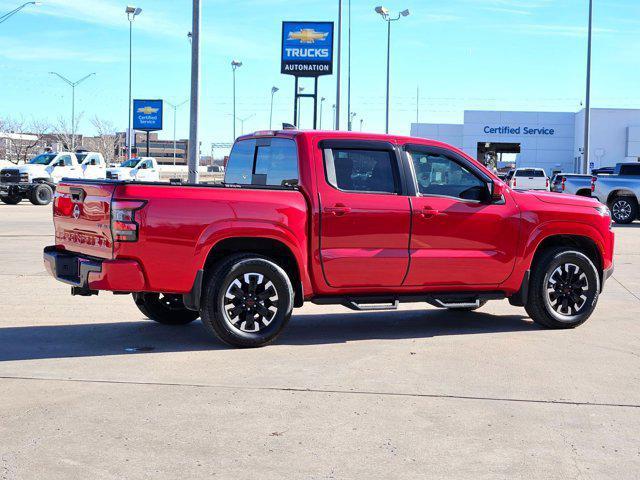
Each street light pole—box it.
[335,0,342,130]
[583,0,593,174]
[0,1,40,25]
[347,0,352,130]
[269,86,279,130]
[49,72,95,151]
[166,99,188,165]
[188,0,201,183]
[375,6,410,134]
[319,97,326,129]
[231,60,242,140]
[125,6,142,160]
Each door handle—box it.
[420,207,439,218]
[324,204,351,216]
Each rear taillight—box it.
[546,177,549,189]
[512,178,517,188]
[591,176,597,192]
[561,178,566,191]
[111,200,145,242]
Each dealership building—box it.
[410,108,640,174]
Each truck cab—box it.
[75,151,107,179]
[106,157,159,182]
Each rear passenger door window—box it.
[325,149,399,194]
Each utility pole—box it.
[583,0,593,174]
[347,0,352,130]
[188,0,201,183]
[416,85,419,124]
[335,0,342,130]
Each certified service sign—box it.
[133,99,163,131]
[281,21,334,77]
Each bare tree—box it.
[52,115,84,151]
[0,116,51,164]
[82,116,122,163]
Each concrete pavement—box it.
[0,202,638,479]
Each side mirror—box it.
[491,180,507,203]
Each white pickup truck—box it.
[106,157,160,182]
[0,151,106,205]
[506,168,549,191]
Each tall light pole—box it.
[297,86,305,126]
[231,60,242,140]
[269,86,279,129]
[332,104,336,129]
[125,5,142,160]
[166,99,189,165]
[583,0,593,174]
[188,0,201,183]
[347,0,353,130]
[238,114,255,136]
[350,111,357,130]
[319,97,326,129]
[375,6,410,134]
[49,72,95,151]
[0,1,40,25]
[335,0,342,130]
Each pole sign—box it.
[133,99,163,131]
[281,21,334,77]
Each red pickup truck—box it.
[44,130,615,347]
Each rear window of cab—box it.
[225,138,299,187]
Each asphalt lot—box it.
[0,202,638,479]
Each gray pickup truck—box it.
[592,163,640,224]
[550,173,593,196]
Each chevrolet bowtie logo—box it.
[287,28,328,44]
[137,106,159,115]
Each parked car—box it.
[106,157,159,182]
[591,162,640,224]
[0,151,106,205]
[550,173,593,196]
[507,168,549,191]
[44,130,614,347]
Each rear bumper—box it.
[43,246,146,293]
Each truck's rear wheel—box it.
[1,194,22,205]
[525,248,600,329]
[29,184,53,206]
[200,254,294,348]
[610,196,637,224]
[133,292,200,325]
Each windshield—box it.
[29,153,57,165]
[120,159,140,168]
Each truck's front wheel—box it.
[133,293,200,325]
[29,184,53,206]
[1,194,22,205]
[525,248,600,329]
[200,254,294,348]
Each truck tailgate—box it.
[53,182,115,259]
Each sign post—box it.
[281,21,334,129]
[133,99,163,156]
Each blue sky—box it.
[1,0,639,150]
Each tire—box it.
[610,196,637,224]
[447,300,487,312]
[200,254,294,348]
[0,194,22,205]
[133,292,200,325]
[28,184,53,206]
[525,248,600,329]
